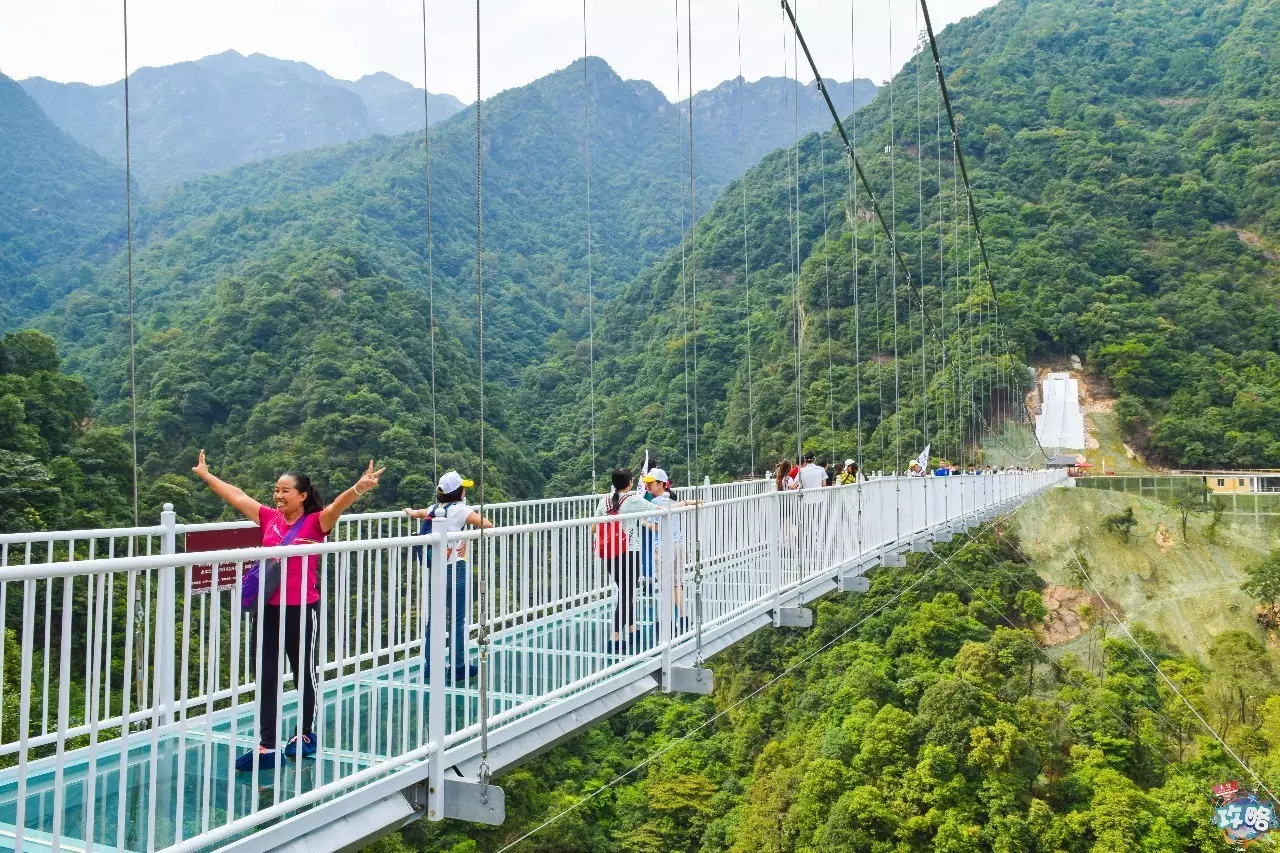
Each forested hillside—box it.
[0,73,126,326]
[6,57,873,517]
[21,51,466,191]
[517,0,1280,496]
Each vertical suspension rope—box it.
[851,2,863,471]
[738,2,755,477]
[888,0,901,474]
[820,135,835,471]
[677,0,692,487]
[474,0,491,793]
[583,0,598,492]
[122,0,139,525]
[914,17,928,462]
[687,0,699,483]
[935,57,947,467]
[687,0,705,677]
[421,0,439,485]
[788,8,803,464]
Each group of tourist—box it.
[192,451,695,774]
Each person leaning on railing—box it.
[403,470,494,684]
[192,450,384,773]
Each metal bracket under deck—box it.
[838,574,870,594]
[880,551,907,568]
[439,775,505,825]
[773,606,814,628]
[666,665,715,695]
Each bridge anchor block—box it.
[667,665,714,695]
[774,606,814,628]
[838,574,870,594]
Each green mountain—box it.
[14,57,873,514]
[0,71,125,325]
[20,51,467,191]
[516,0,1280,493]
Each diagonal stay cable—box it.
[495,511,1024,852]
[781,0,912,293]
[917,0,994,303]
[1065,539,1279,804]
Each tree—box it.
[1166,480,1209,540]
[1102,506,1137,542]
[1242,550,1280,610]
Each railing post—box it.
[769,491,783,619]
[156,503,177,726]
[659,509,674,691]
[427,530,447,821]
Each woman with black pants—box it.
[193,451,383,773]
[596,467,656,655]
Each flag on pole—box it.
[636,449,650,496]
[915,444,931,472]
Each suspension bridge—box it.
[0,471,1064,852]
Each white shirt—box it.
[427,500,472,560]
[798,463,826,490]
[650,493,683,543]
[798,463,826,504]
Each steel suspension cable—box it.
[788,10,803,464]
[676,0,692,487]
[738,3,756,477]
[850,0,863,471]
[474,0,491,795]
[122,0,139,525]
[686,0,707,676]
[820,135,836,471]
[935,61,947,466]
[583,0,598,492]
[421,0,438,485]
[687,0,699,484]
[888,0,901,474]
[915,18,928,459]
[917,0,995,304]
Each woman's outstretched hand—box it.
[193,449,209,478]
[356,459,385,495]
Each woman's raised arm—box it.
[192,450,262,522]
[319,459,385,533]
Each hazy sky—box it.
[2,0,995,102]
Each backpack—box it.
[594,494,629,559]
[413,501,459,565]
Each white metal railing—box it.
[0,470,1061,850]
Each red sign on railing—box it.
[186,527,262,594]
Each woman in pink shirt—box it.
[193,450,384,773]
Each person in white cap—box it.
[641,468,703,631]
[404,471,494,683]
[596,467,658,655]
[838,459,863,486]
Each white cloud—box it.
[1,0,995,101]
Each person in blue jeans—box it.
[405,470,494,684]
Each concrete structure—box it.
[1035,372,1086,450]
